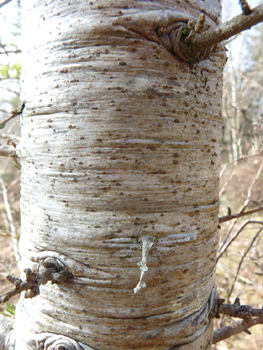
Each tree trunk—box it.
[11,1,225,349]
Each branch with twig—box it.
[211,297,263,344]
[0,258,69,304]
[185,3,263,53]
[0,103,25,130]
[213,317,263,344]
[219,204,263,223]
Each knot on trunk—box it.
[35,333,86,350]
[157,14,216,63]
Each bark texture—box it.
[13,0,224,349]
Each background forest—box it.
[1,1,263,349]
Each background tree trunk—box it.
[12,1,225,349]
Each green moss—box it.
[181,28,190,37]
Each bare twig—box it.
[7,176,20,191]
[242,163,263,211]
[219,162,263,252]
[0,87,20,96]
[0,271,38,303]
[184,14,206,44]
[219,169,236,196]
[220,152,262,179]
[187,3,263,52]
[213,318,263,344]
[0,50,21,55]
[0,109,9,114]
[0,177,20,266]
[0,0,12,9]
[0,134,21,143]
[217,260,262,289]
[211,296,263,343]
[219,204,263,223]
[228,225,263,299]
[217,220,263,261]
[217,297,263,318]
[0,258,69,304]
[223,34,240,45]
[0,103,25,130]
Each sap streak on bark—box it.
[16,0,224,349]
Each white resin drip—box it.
[134,236,155,294]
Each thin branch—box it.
[0,177,20,265]
[217,261,262,289]
[219,219,238,254]
[0,87,20,96]
[0,50,21,55]
[223,34,240,45]
[217,298,263,319]
[188,4,263,53]
[0,0,12,8]
[0,77,19,81]
[220,152,263,179]
[0,103,24,129]
[0,109,9,114]
[243,162,263,211]
[228,225,263,299]
[212,318,263,344]
[219,169,236,196]
[7,176,20,191]
[211,296,263,343]
[0,258,69,304]
[0,134,21,143]
[219,162,263,252]
[0,273,38,303]
[0,145,16,157]
[219,204,263,223]
[217,220,263,261]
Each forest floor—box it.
[1,155,263,349]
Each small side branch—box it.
[239,0,252,15]
[211,297,263,343]
[0,272,38,303]
[187,4,263,53]
[217,297,263,319]
[0,257,69,304]
[0,0,12,9]
[0,145,16,157]
[0,103,25,130]
[213,318,263,344]
[219,204,263,223]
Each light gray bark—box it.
[0,315,14,350]
[9,0,225,349]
